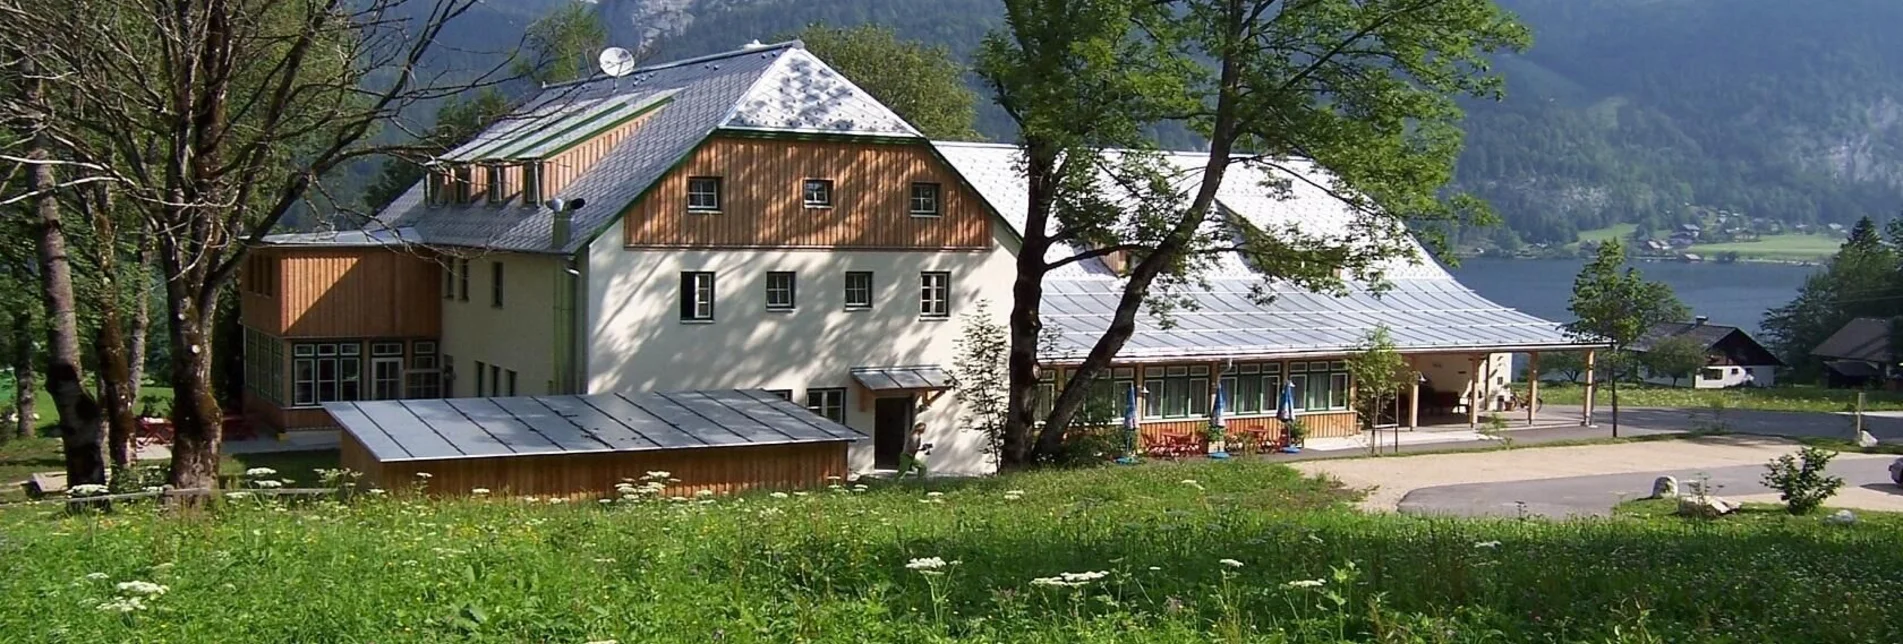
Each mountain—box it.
[586,0,1903,245]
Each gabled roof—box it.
[1813,317,1892,363]
[1635,321,1784,367]
[284,42,923,254]
[931,142,1593,359]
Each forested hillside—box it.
[592,0,1903,245]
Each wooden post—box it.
[1527,352,1541,426]
[1856,391,1866,441]
[1582,349,1597,426]
[1406,356,1420,431]
[1467,354,1482,428]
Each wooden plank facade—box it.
[623,135,991,250]
[242,247,442,339]
[341,432,849,498]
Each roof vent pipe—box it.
[548,198,585,249]
[1694,315,1709,326]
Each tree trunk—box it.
[128,239,153,397]
[9,310,31,441]
[96,321,137,470]
[24,56,107,485]
[163,277,224,492]
[1001,251,1048,469]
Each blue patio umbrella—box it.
[1276,381,1297,422]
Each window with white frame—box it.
[522,162,543,207]
[802,179,833,208]
[406,341,441,399]
[687,176,721,212]
[844,271,872,310]
[1142,365,1210,419]
[452,165,472,203]
[919,271,950,318]
[909,182,940,216]
[1287,361,1350,411]
[243,327,284,405]
[292,342,361,407]
[805,388,846,423]
[1079,367,1137,422]
[680,271,715,321]
[765,271,796,311]
[764,389,792,401]
[369,342,405,401]
[485,165,505,204]
[1220,362,1283,415]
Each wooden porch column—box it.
[1406,356,1420,430]
[1467,354,1482,428]
[1526,352,1540,426]
[1581,349,1597,426]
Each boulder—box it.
[1675,495,1738,519]
[1826,509,1858,525]
[1648,476,1679,499]
[1889,458,1903,487]
[1858,431,1879,448]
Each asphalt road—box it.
[1397,454,1900,518]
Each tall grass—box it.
[1,460,1897,642]
[1536,382,1903,413]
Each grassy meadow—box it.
[1533,382,1903,414]
[2,460,1900,642]
[1689,233,1842,261]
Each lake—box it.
[1447,258,1817,334]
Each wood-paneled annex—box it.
[243,247,442,339]
[341,436,848,498]
[623,135,992,250]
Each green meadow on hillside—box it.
[1,460,1898,643]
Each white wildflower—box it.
[152,563,174,571]
[598,498,613,504]
[116,581,168,596]
[1180,479,1204,490]
[1147,566,1162,571]
[770,492,790,499]
[905,557,950,571]
[1284,579,1326,589]
[96,597,146,612]
[583,640,619,644]
[1473,540,1501,549]
[547,497,567,504]
[925,491,944,498]
[141,486,163,494]
[366,488,387,496]
[244,467,277,477]
[1218,558,1245,568]
[470,487,490,495]
[695,490,714,498]
[1031,570,1109,587]
[644,471,671,479]
[253,480,283,489]
[414,472,433,479]
[83,572,109,581]
[592,558,617,564]
[225,491,252,499]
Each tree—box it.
[1345,327,1415,438]
[1762,215,1898,379]
[1565,239,1688,435]
[950,300,1009,461]
[1542,351,1587,384]
[1641,335,1709,387]
[362,89,513,213]
[0,0,511,491]
[791,24,981,140]
[515,1,607,85]
[977,0,1527,467]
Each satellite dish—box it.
[598,47,637,78]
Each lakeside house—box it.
[1632,318,1781,388]
[1813,317,1897,389]
[236,42,1600,493]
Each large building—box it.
[239,42,1598,478]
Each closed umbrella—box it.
[1208,379,1230,459]
[1116,384,1140,464]
[1277,381,1300,453]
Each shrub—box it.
[1042,424,1120,468]
[1761,446,1845,515]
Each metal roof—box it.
[324,390,863,463]
[1813,317,1891,362]
[355,42,922,255]
[851,366,953,391]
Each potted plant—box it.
[1204,424,1229,459]
[1281,418,1306,453]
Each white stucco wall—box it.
[1413,352,1512,411]
[440,252,565,398]
[583,220,1019,476]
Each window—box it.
[1141,365,1210,419]
[1224,363,1282,415]
[291,342,361,407]
[424,170,444,205]
[680,272,716,321]
[910,182,941,216]
[452,166,472,203]
[1034,371,1056,420]
[490,364,502,397]
[442,262,454,300]
[687,176,721,212]
[1079,368,1137,422]
[406,341,441,399]
[1702,367,1725,381]
[370,343,404,401]
[485,165,505,204]
[506,369,517,397]
[765,272,796,311]
[243,327,284,405]
[764,389,792,401]
[457,259,470,302]
[844,271,873,310]
[919,272,950,318]
[1287,361,1350,412]
[802,179,833,208]
[805,388,846,423]
[522,162,543,207]
[490,261,504,308]
[474,361,486,397]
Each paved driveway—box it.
[1290,435,1899,514]
[1398,455,1900,517]
[1610,407,1901,442]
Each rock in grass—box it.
[1826,509,1858,525]
[1676,495,1737,519]
[1649,476,1679,499]
[1858,431,1879,448]
[1889,458,1903,487]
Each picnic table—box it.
[135,411,255,447]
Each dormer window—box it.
[688,176,721,212]
[485,165,505,205]
[452,165,473,204]
[802,179,833,208]
[424,170,445,206]
[522,161,544,208]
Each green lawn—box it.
[2,459,1900,642]
[1,436,337,503]
[1615,497,1903,527]
[1690,233,1843,261]
[1533,382,1903,413]
[1574,223,1637,243]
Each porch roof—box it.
[851,366,953,391]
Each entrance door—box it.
[370,357,404,401]
[873,396,913,470]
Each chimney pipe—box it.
[1693,315,1709,326]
